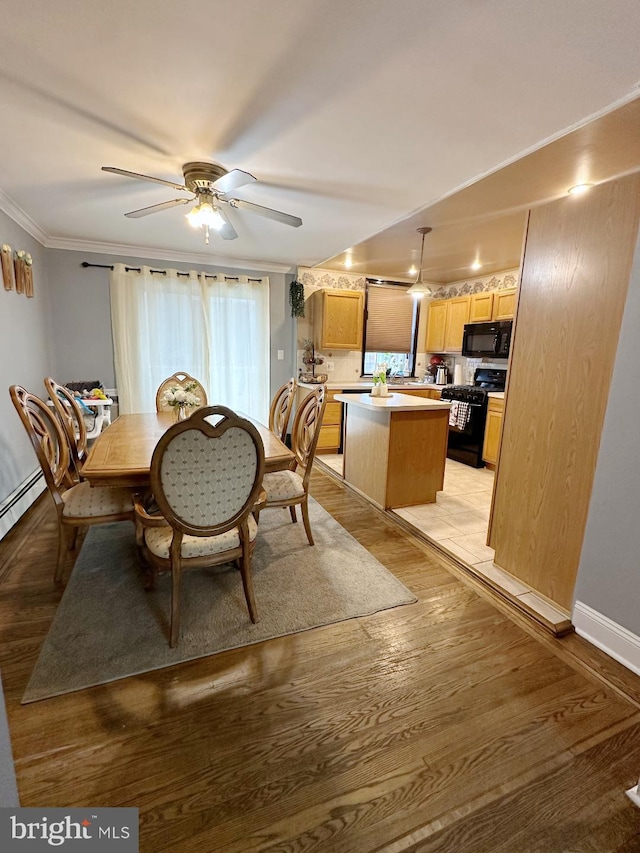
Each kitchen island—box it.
[335,392,451,510]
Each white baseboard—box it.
[0,470,45,540]
[573,600,640,676]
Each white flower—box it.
[162,384,201,409]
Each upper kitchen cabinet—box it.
[313,289,364,350]
[469,292,494,323]
[443,296,471,352]
[425,296,471,352]
[492,287,518,320]
[424,299,448,352]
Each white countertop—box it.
[488,392,505,399]
[300,380,451,391]
[335,392,451,412]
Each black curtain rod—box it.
[80,262,259,282]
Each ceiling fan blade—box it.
[124,198,192,218]
[102,166,189,192]
[215,206,239,240]
[227,198,302,228]
[212,168,257,195]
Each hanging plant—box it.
[289,279,305,318]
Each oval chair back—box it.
[268,378,296,442]
[155,372,208,413]
[150,406,265,536]
[44,377,88,479]
[10,385,74,500]
[139,406,266,646]
[292,387,326,490]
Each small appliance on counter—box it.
[435,365,448,385]
[426,354,450,385]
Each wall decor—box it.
[24,253,34,297]
[13,250,34,297]
[1,245,13,291]
[14,250,25,293]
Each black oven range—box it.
[440,368,507,468]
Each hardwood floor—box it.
[1,469,640,852]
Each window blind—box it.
[365,284,414,352]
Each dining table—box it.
[80,411,295,488]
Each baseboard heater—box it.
[0,470,45,540]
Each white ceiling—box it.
[1,0,640,274]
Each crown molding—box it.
[43,237,296,274]
[0,189,49,245]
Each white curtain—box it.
[110,264,270,421]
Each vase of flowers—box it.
[372,363,389,397]
[162,382,201,421]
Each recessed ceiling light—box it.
[471,260,482,271]
[344,256,353,268]
[408,265,417,276]
[568,183,593,195]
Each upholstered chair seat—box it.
[262,470,305,502]
[144,514,258,560]
[61,481,135,518]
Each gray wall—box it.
[0,210,52,503]
[46,249,296,399]
[574,229,640,634]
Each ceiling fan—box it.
[101,161,302,243]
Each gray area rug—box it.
[23,498,416,702]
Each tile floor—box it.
[315,453,569,630]
[393,458,496,564]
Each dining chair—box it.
[268,377,297,443]
[258,387,326,545]
[10,386,135,584]
[44,376,89,481]
[155,372,208,413]
[133,405,266,647]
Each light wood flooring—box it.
[1,471,640,852]
[320,456,570,631]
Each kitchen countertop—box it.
[488,392,505,399]
[335,392,451,412]
[299,380,451,391]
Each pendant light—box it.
[407,227,433,298]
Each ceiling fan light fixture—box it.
[407,227,434,299]
[186,201,225,230]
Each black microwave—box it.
[462,320,512,358]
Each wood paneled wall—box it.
[489,174,640,611]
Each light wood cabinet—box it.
[424,300,448,352]
[469,292,494,323]
[482,396,504,465]
[313,289,363,350]
[425,297,470,352]
[400,388,442,400]
[492,288,518,320]
[444,296,471,352]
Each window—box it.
[109,264,270,420]
[361,280,420,376]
